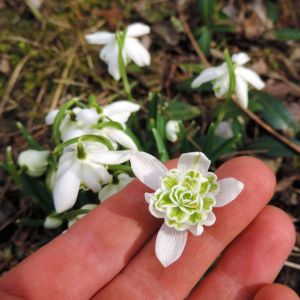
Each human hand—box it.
[0,156,298,300]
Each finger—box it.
[254,283,299,300]
[188,206,295,300]
[0,159,176,300]
[93,156,276,300]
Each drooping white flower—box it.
[191,52,265,108]
[85,23,151,80]
[18,149,50,177]
[99,173,134,201]
[130,151,244,267]
[45,101,140,150]
[68,204,97,228]
[215,120,234,139]
[53,142,132,213]
[166,120,180,143]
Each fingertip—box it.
[262,206,296,252]
[216,156,276,202]
[254,284,299,300]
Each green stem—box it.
[116,30,132,100]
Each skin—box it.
[0,156,298,300]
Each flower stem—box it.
[116,30,132,101]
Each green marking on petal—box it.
[169,207,186,222]
[162,175,178,190]
[199,181,210,195]
[203,196,215,211]
[189,212,203,224]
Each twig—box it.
[232,96,300,154]
[284,261,300,270]
[178,12,210,67]
[50,49,76,110]
[0,52,35,116]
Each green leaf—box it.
[166,100,201,121]
[266,1,279,23]
[17,122,43,150]
[52,98,79,145]
[211,134,241,161]
[247,136,296,157]
[274,28,300,41]
[51,208,92,221]
[196,0,215,25]
[54,134,114,154]
[251,91,298,133]
[152,128,169,162]
[197,27,212,57]
[5,147,21,186]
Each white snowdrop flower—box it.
[130,151,244,267]
[85,23,151,80]
[45,101,140,150]
[166,120,180,142]
[191,52,265,108]
[44,216,63,229]
[99,173,134,202]
[18,149,50,177]
[215,120,233,139]
[53,142,132,213]
[68,204,97,228]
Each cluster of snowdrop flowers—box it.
[85,23,151,81]
[129,151,244,267]
[45,100,139,213]
[192,52,265,108]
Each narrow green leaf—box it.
[197,27,212,57]
[152,128,170,162]
[274,28,300,41]
[166,100,201,121]
[16,122,43,150]
[224,49,236,97]
[196,0,215,25]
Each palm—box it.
[0,157,298,300]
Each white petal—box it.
[130,151,168,190]
[178,152,211,175]
[236,67,265,90]
[232,53,250,65]
[215,178,244,207]
[215,120,233,139]
[155,223,188,267]
[127,23,150,37]
[53,170,81,213]
[201,211,216,226]
[45,109,59,125]
[145,192,153,203]
[85,31,115,45]
[107,44,121,81]
[81,164,102,192]
[100,42,114,63]
[191,64,227,88]
[166,120,180,143]
[76,108,100,126]
[99,184,119,201]
[189,224,204,236]
[61,128,87,142]
[125,37,150,67]
[103,100,140,123]
[104,128,138,150]
[235,74,249,108]
[89,150,132,165]
[213,74,230,97]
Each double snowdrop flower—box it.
[45,101,140,150]
[53,141,131,213]
[191,52,265,108]
[130,151,244,267]
[18,149,50,177]
[85,23,151,80]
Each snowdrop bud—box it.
[215,120,233,139]
[166,120,180,142]
[18,149,50,177]
[44,216,63,229]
